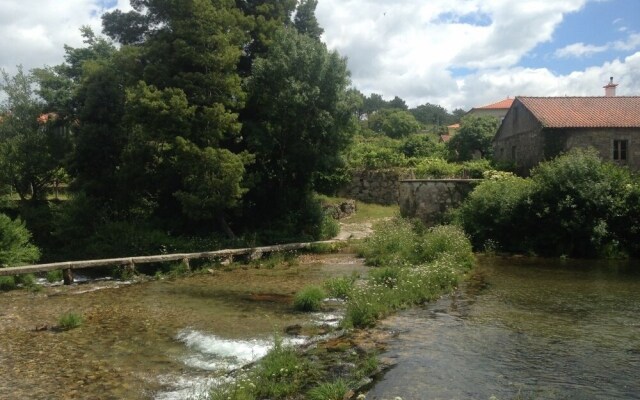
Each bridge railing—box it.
[0,239,340,284]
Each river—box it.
[367,256,640,400]
[0,253,367,400]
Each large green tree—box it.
[368,108,421,138]
[294,0,324,40]
[99,0,252,234]
[243,27,353,221]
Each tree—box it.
[0,213,40,267]
[99,0,253,234]
[294,0,324,40]
[451,108,467,123]
[243,27,352,221]
[362,93,388,115]
[368,109,421,138]
[410,103,452,126]
[0,67,72,201]
[388,96,408,110]
[446,115,498,161]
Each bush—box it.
[414,157,462,178]
[414,225,474,269]
[0,213,40,267]
[293,285,325,312]
[58,312,83,330]
[15,273,37,288]
[454,148,640,257]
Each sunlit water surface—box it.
[368,256,640,400]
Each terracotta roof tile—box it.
[518,96,640,128]
[475,98,514,110]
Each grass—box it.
[324,275,356,299]
[316,194,398,224]
[293,285,326,312]
[58,312,83,330]
[306,379,349,400]
[209,336,313,400]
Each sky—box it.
[1,0,639,111]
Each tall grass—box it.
[293,285,326,312]
[346,218,473,328]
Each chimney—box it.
[603,76,618,97]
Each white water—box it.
[155,329,308,400]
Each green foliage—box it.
[357,218,416,267]
[58,312,83,330]
[447,115,499,161]
[294,0,324,40]
[455,149,640,257]
[46,270,63,283]
[15,273,37,288]
[253,337,312,398]
[0,276,16,291]
[293,285,326,311]
[401,134,446,158]
[0,67,73,201]
[0,213,40,267]
[244,27,353,227]
[368,109,421,138]
[415,157,462,178]
[347,218,473,327]
[410,102,454,126]
[324,275,355,299]
[307,379,349,400]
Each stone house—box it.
[493,88,640,174]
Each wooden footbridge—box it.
[0,240,340,285]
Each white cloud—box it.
[0,0,637,113]
[555,42,609,58]
[0,0,131,75]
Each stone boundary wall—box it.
[399,179,481,226]
[338,169,415,205]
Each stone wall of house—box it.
[565,128,640,171]
[493,129,546,175]
[338,169,415,205]
[399,179,481,226]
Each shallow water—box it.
[368,256,640,400]
[0,253,366,400]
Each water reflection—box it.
[368,256,640,400]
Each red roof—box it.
[475,98,514,110]
[517,96,640,128]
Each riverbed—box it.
[367,256,640,399]
[0,253,367,400]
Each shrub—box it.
[414,157,461,178]
[0,276,16,291]
[58,312,83,330]
[454,148,640,258]
[307,379,350,400]
[293,285,326,312]
[0,213,40,267]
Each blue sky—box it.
[1,0,639,110]
[522,1,640,75]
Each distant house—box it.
[493,80,640,174]
[467,97,514,121]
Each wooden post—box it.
[62,269,74,285]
